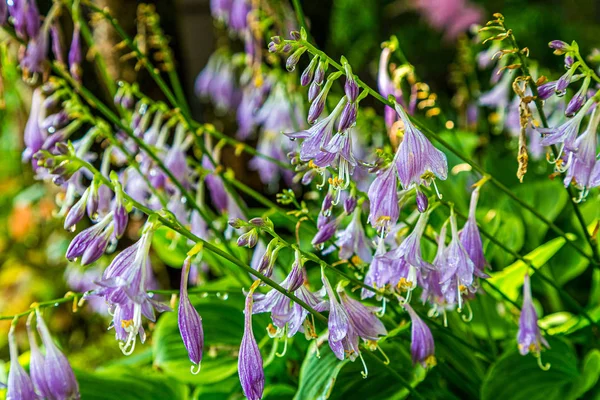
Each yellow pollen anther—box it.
[121,319,134,329]
[424,355,437,368]
[397,278,413,291]
[351,255,362,265]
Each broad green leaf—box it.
[76,367,189,400]
[569,349,600,399]
[484,210,525,268]
[462,292,513,340]
[294,341,349,400]
[512,180,568,247]
[481,338,579,400]
[487,236,567,301]
[539,305,600,335]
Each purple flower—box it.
[378,47,401,130]
[394,103,448,190]
[336,207,373,263]
[202,155,228,212]
[94,225,170,353]
[314,131,357,188]
[337,101,358,132]
[322,273,351,359]
[385,211,432,300]
[312,214,340,247]
[403,303,436,367]
[36,311,80,399]
[439,211,475,311]
[538,98,593,154]
[239,283,264,400]
[27,315,51,399]
[343,61,359,102]
[285,96,346,162]
[537,80,557,100]
[7,324,36,400]
[22,88,47,163]
[459,187,488,278]
[21,28,49,80]
[555,65,578,94]
[50,22,65,65]
[421,222,447,313]
[229,0,251,33]
[518,274,550,357]
[563,106,600,196]
[362,238,392,299]
[478,71,512,109]
[367,164,400,233]
[66,212,114,265]
[178,257,204,373]
[416,189,428,212]
[549,40,569,54]
[314,59,327,85]
[566,75,591,117]
[68,24,82,82]
[301,55,318,86]
[195,52,240,112]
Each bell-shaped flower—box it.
[285,96,346,162]
[27,314,51,399]
[362,238,393,299]
[178,257,204,373]
[378,46,402,130]
[36,311,80,399]
[367,164,400,233]
[394,103,448,190]
[336,207,372,263]
[563,105,600,198]
[66,211,115,265]
[6,324,36,400]
[439,211,475,311]
[239,282,264,400]
[537,98,593,154]
[458,187,488,278]
[403,303,436,368]
[517,274,550,359]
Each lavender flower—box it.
[367,164,400,233]
[285,96,346,162]
[22,88,47,163]
[555,64,578,94]
[27,315,51,399]
[518,274,550,360]
[312,214,341,247]
[313,131,357,189]
[394,102,448,190]
[66,212,114,265]
[439,211,475,311]
[343,60,359,102]
[362,239,392,299]
[385,211,432,301]
[378,46,401,130]
[537,80,557,100]
[94,224,170,354]
[537,98,593,154]
[7,324,36,400]
[403,303,436,367]
[178,257,204,373]
[336,207,372,263]
[239,282,264,400]
[458,187,488,278]
[301,55,318,86]
[36,311,80,399]
[68,24,82,82]
[565,75,590,117]
[563,106,600,198]
[416,189,428,213]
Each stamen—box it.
[358,352,369,379]
[461,302,474,323]
[536,353,551,371]
[377,345,391,365]
[190,363,202,375]
[276,336,288,357]
[432,180,443,199]
[376,298,387,317]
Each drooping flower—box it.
[66,212,115,265]
[6,323,36,400]
[403,303,436,368]
[336,207,373,263]
[312,214,341,247]
[420,222,447,316]
[36,310,80,399]
[68,24,82,82]
[285,96,347,162]
[394,102,448,190]
[385,210,432,301]
[562,105,600,198]
[239,281,264,400]
[367,164,400,233]
[22,88,47,163]
[565,75,591,117]
[93,223,170,354]
[27,314,51,399]
[178,257,204,373]
[439,210,475,311]
[517,274,550,359]
[362,238,392,299]
[537,98,593,155]
[459,187,488,278]
[378,46,402,130]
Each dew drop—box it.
[69,225,77,232]
[200,292,209,298]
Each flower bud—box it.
[314,59,327,85]
[548,40,569,55]
[286,47,307,72]
[308,80,320,102]
[178,257,204,373]
[301,55,318,86]
[416,190,428,213]
[337,101,358,132]
[237,229,258,248]
[343,62,359,102]
[289,30,301,40]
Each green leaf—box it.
[484,210,526,268]
[487,236,567,301]
[481,338,579,400]
[511,180,568,247]
[569,349,600,399]
[294,341,349,400]
[76,367,189,400]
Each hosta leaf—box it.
[294,341,349,400]
[481,338,579,400]
[76,367,189,400]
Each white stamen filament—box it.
[190,362,202,375]
[359,352,369,379]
